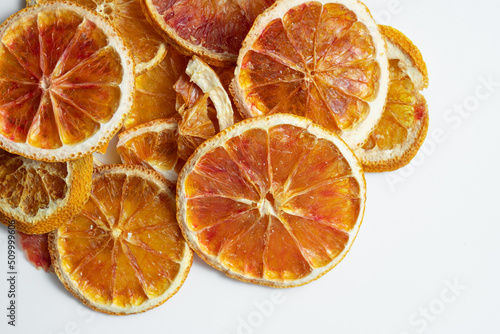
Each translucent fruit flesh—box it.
[124,46,188,130]
[36,0,166,72]
[238,2,381,135]
[150,0,276,57]
[362,59,426,151]
[117,119,182,183]
[0,8,123,148]
[0,149,68,217]
[183,123,362,282]
[55,168,187,309]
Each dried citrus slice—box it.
[142,0,276,65]
[175,57,234,161]
[0,3,134,162]
[231,0,389,149]
[124,45,188,130]
[355,25,429,172]
[0,149,93,234]
[117,118,182,183]
[49,165,193,315]
[177,115,366,287]
[28,0,166,74]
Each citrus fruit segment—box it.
[19,231,52,271]
[124,45,188,130]
[28,0,167,75]
[231,0,389,149]
[0,149,93,234]
[355,25,429,172]
[117,118,181,183]
[142,0,277,65]
[0,3,134,162]
[177,115,366,287]
[175,57,235,161]
[49,165,193,315]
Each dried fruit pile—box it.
[0,0,428,314]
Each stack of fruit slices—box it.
[0,0,429,315]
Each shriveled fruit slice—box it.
[142,0,276,65]
[0,149,93,234]
[28,0,166,74]
[124,46,188,130]
[177,115,366,287]
[0,3,134,162]
[175,57,234,161]
[19,231,52,271]
[49,165,193,315]
[355,25,429,172]
[117,118,182,183]
[231,0,389,149]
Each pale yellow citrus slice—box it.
[177,114,366,287]
[355,25,429,172]
[28,0,167,74]
[0,149,93,234]
[0,3,134,162]
[49,165,193,315]
[142,0,277,65]
[231,0,389,149]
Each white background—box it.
[1,0,500,333]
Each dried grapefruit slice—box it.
[117,118,182,183]
[49,165,193,315]
[142,0,276,65]
[0,149,93,234]
[124,45,188,130]
[28,0,166,74]
[231,0,389,149]
[177,115,366,287]
[0,3,134,162]
[355,25,429,172]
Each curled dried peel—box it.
[175,57,234,161]
[0,149,93,234]
[355,25,429,172]
[186,57,234,131]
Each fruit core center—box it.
[259,192,279,216]
[265,192,275,207]
[112,227,122,239]
[40,76,51,90]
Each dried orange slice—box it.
[28,0,167,74]
[355,25,429,172]
[0,3,134,162]
[231,0,389,149]
[0,149,93,234]
[117,118,182,183]
[49,165,193,315]
[142,0,276,65]
[124,45,188,130]
[177,115,366,287]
